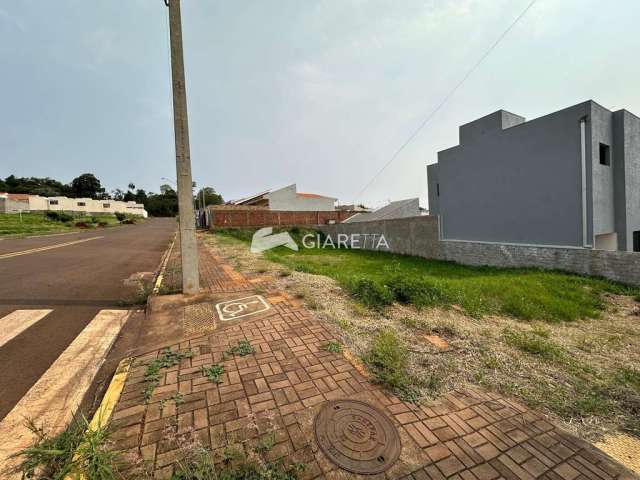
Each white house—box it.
[230,184,336,211]
[0,194,147,217]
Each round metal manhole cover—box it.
[314,400,401,475]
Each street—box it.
[0,218,176,421]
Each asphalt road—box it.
[0,218,176,421]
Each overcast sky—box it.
[1,0,639,209]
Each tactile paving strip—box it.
[183,302,217,335]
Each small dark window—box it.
[436,183,440,197]
[77,202,86,207]
[633,231,640,252]
[49,199,58,205]
[103,203,110,208]
[599,143,610,166]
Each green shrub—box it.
[114,212,126,222]
[90,216,99,224]
[45,211,73,223]
[75,221,90,228]
[322,341,343,353]
[345,277,393,309]
[387,275,447,308]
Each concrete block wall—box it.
[319,215,640,286]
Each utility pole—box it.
[166,0,199,294]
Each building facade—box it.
[230,184,336,211]
[0,193,147,217]
[427,101,640,252]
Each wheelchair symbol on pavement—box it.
[215,295,270,321]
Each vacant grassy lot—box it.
[217,228,637,323]
[206,229,640,441]
[0,213,122,236]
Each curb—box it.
[64,357,133,480]
[152,233,176,295]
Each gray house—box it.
[427,101,640,252]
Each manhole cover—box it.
[314,400,401,475]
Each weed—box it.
[614,367,640,390]
[143,348,193,401]
[278,270,292,277]
[227,340,255,357]
[202,364,225,384]
[322,341,343,354]
[13,416,125,480]
[400,316,420,329]
[253,432,276,455]
[363,330,419,401]
[503,328,564,361]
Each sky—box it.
[1,0,640,210]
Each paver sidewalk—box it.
[109,240,638,479]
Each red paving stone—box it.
[110,240,638,480]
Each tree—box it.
[128,183,136,191]
[70,173,104,199]
[123,191,135,202]
[111,188,124,201]
[2,175,69,196]
[195,187,224,209]
[134,189,148,204]
[160,184,175,195]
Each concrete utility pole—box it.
[167,0,199,294]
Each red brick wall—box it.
[207,208,353,228]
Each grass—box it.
[213,228,639,323]
[503,327,565,361]
[0,212,123,236]
[13,416,126,480]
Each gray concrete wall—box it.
[434,102,590,247]
[426,164,439,215]
[319,215,640,286]
[590,103,616,237]
[613,110,640,251]
[0,198,29,213]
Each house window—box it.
[599,143,610,166]
[103,203,110,208]
[436,183,440,197]
[77,202,86,207]
[49,200,59,205]
[634,231,640,252]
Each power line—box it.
[353,0,538,202]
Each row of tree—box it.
[0,174,223,217]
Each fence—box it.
[206,206,354,229]
[318,215,640,286]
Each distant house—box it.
[0,193,147,217]
[344,198,422,223]
[427,101,640,252]
[230,184,336,211]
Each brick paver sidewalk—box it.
[109,242,637,479]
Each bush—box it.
[387,275,447,309]
[45,211,73,223]
[121,218,136,224]
[75,221,90,228]
[345,277,393,309]
[90,216,99,224]
[114,212,126,222]
[98,221,108,227]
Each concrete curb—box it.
[152,233,176,295]
[64,357,133,480]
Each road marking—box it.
[0,309,52,348]
[0,236,103,260]
[215,294,270,321]
[0,309,131,478]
